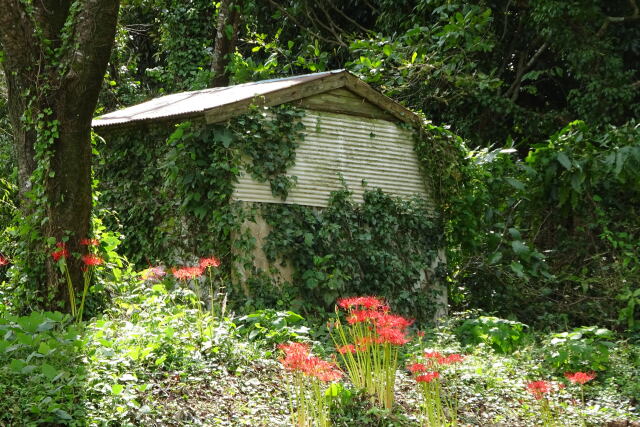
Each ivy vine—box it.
[259,187,444,322]
[96,104,449,320]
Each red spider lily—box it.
[278,342,342,382]
[438,354,464,365]
[376,326,410,346]
[0,255,9,266]
[303,357,344,382]
[51,242,69,261]
[347,309,382,325]
[565,371,597,385]
[416,371,440,383]
[416,331,426,337]
[337,344,356,354]
[199,256,221,269]
[527,381,552,400]
[171,266,204,280]
[80,238,100,246]
[337,296,386,311]
[82,254,104,266]
[142,266,166,281]
[279,342,312,371]
[407,363,428,373]
[375,313,414,330]
[424,351,443,360]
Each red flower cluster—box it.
[80,238,100,246]
[279,342,343,382]
[439,353,465,365]
[564,371,596,385]
[51,242,69,261]
[421,350,464,367]
[526,380,554,400]
[407,363,428,373]
[409,351,465,386]
[337,296,413,347]
[424,351,443,360]
[82,254,104,266]
[416,371,440,383]
[171,266,204,280]
[376,326,410,346]
[337,344,356,354]
[199,256,221,269]
[0,255,9,266]
[337,296,387,311]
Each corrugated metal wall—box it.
[232,110,431,207]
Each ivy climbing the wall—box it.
[259,187,444,322]
[96,104,449,320]
[96,104,305,266]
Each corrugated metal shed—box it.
[93,70,431,208]
[233,111,431,208]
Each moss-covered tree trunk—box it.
[0,0,120,310]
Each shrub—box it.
[236,309,311,346]
[543,326,615,372]
[456,316,529,354]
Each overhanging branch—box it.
[597,0,640,37]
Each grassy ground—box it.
[1,278,639,426]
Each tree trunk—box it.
[210,0,241,88]
[0,0,120,310]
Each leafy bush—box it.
[543,326,616,372]
[236,309,310,346]
[0,311,86,424]
[456,316,529,354]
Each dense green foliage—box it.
[261,189,442,319]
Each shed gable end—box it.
[294,88,398,122]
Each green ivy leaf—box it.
[557,152,572,169]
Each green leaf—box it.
[511,240,529,256]
[510,261,525,276]
[37,341,51,355]
[111,384,124,395]
[54,409,72,420]
[9,358,26,372]
[505,177,525,190]
[488,252,502,264]
[557,152,572,170]
[41,363,58,380]
[382,44,393,56]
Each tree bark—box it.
[0,0,120,310]
[210,0,241,88]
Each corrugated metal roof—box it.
[92,70,345,128]
[92,70,422,128]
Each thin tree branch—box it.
[305,4,348,48]
[265,0,342,46]
[326,0,370,34]
[361,0,379,13]
[597,0,640,37]
[505,41,549,102]
[500,0,513,41]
